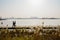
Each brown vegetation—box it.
[0,26,60,40]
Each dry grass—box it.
[0,26,60,40]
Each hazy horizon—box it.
[0,0,60,18]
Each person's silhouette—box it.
[13,21,16,27]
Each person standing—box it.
[12,21,16,27]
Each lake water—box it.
[0,19,60,27]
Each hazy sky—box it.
[0,0,60,18]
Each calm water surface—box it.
[0,19,60,27]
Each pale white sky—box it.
[0,0,60,18]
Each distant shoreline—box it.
[0,18,60,20]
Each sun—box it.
[29,0,44,6]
